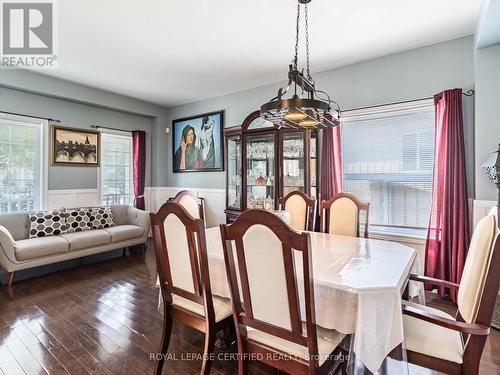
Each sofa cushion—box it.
[61,230,111,251]
[65,208,91,233]
[103,225,144,243]
[29,209,67,238]
[15,236,69,261]
[0,212,29,240]
[89,207,115,229]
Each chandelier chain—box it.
[294,3,300,70]
[305,4,311,79]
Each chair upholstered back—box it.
[284,195,308,231]
[458,214,497,323]
[279,191,316,231]
[321,193,370,238]
[242,223,294,329]
[328,197,358,236]
[171,190,205,222]
[178,195,201,219]
[220,209,315,346]
[151,202,211,307]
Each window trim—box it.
[0,112,48,211]
[98,129,134,206]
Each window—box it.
[100,131,133,205]
[341,102,435,236]
[0,113,45,213]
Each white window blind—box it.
[0,114,44,213]
[100,131,133,205]
[341,103,435,236]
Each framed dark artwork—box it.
[172,110,224,173]
[52,126,100,166]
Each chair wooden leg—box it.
[200,325,215,375]
[155,311,173,375]
[7,272,15,287]
[341,354,347,375]
[237,339,248,375]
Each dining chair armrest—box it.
[403,305,490,336]
[409,274,459,290]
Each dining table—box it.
[203,226,421,374]
[156,225,422,374]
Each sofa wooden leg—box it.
[7,272,15,287]
[122,248,127,256]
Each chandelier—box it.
[261,0,340,129]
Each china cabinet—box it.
[224,110,319,223]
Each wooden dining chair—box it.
[320,192,370,238]
[171,190,206,222]
[279,191,316,231]
[151,201,233,375]
[220,209,347,375]
[402,213,500,375]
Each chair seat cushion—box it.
[61,230,110,251]
[103,225,144,243]
[171,294,232,322]
[15,236,69,261]
[403,300,464,364]
[246,324,345,366]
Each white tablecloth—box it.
[203,227,419,373]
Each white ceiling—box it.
[43,0,482,107]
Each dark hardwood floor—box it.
[0,241,498,375]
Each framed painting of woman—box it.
[172,110,224,173]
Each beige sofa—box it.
[0,205,150,286]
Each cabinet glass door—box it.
[310,134,317,199]
[282,132,305,197]
[227,135,241,209]
[246,133,275,210]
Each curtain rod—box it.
[341,89,475,114]
[0,110,61,123]
[91,124,149,135]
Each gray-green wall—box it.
[475,43,500,201]
[0,70,170,189]
[163,36,475,194]
[0,36,479,196]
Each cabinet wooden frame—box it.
[224,110,318,223]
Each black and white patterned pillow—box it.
[29,209,67,238]
[88,206,115,229]
[65,208,91,233]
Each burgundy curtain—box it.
[425,88,470,301]
[320,125,342,201]
[132,131,146,210]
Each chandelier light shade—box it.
[482,144,500,218]
[482,144,500,184]
[260,0,340,129]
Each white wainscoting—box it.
[472,200,497,228]
[146,187,225,228]
[47,188,496,277]
[46,189,100,209]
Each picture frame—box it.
[51,125,100,166]
[172,110,224,173]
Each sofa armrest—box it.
[0,225,18,264]
[126,206,150,239]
